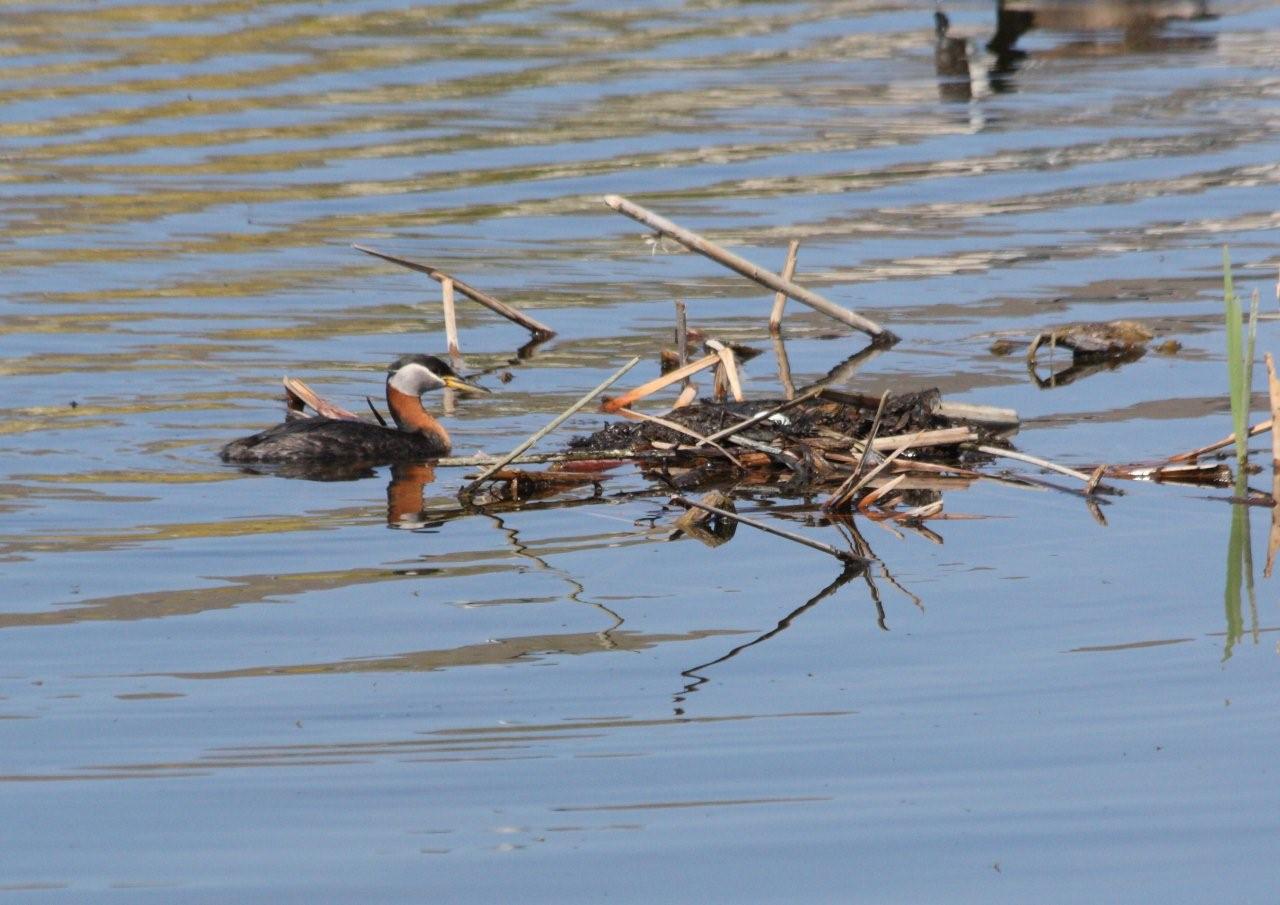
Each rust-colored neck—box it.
[385,385,451,452]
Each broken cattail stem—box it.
[706,340,744,402]
[672,383,697,410]
[858,473,907,512]
[670,495,867,566]
[603,352,719,413]
[769,239,800,332]
[603,195,895,342]
[354,244,556,339]
[462,357,640,495]
[441,277,462,368]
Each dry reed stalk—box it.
[977,445,1096,484]
[1084,464,1107,496]
[672,384,698,409]
[675,300,688,370]
[439,449,674,468]
[603,195,895,341]
[354,244,556,339]
[462,357,640,495]
[603,353,720,412]
[1166,419,1273,463]
[826,430,920,511]
[769,239,800,332]
[670,495,867,566]
[441,277,462,368]
[870,427,976,452]
[1267,354,1280,467]
[705,340,744,401]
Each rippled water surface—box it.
[4,0,1280,900]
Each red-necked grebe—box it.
[220,354,487,465]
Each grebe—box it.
[220,354,487,465]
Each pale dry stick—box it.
[614,408,745,468]
[699,386,827,447]
[705,340,744,402]
[769,239,801,332]
[770,330,796,400]
[462,357,641,495]
[672,384,698,409]
[1165,419,1273,463]
[438,449,677,468]
[870,427,976,452]
[354,244,557,339]
[602,353,719,413]
[603,195,895,342]
[977,445,1095,484]
[1267,354,1280,467]
[670,495,867,566]
[441,277,462,368]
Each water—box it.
[3,0,1280,900]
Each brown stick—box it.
[603,195,895,342]
[354,244,556,339]
[675,299,688,370]
[671,495,866,566]
[463,357,640,495]
[769,239,800,332]
[441,277,462,368]
[602,353,719,413]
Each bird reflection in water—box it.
[935,0,1215,104]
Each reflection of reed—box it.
[675,566,863,711]
[1222,472,1258,661]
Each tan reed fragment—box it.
[870,427,976,452]
[977,445,1096,484]
[354,244,556,339]
[602,353,719,413]
[705,340,744,402]
[769,239,800,332]
[858,474,907,512]
[441,277,462,368]
[603,195,895,341]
